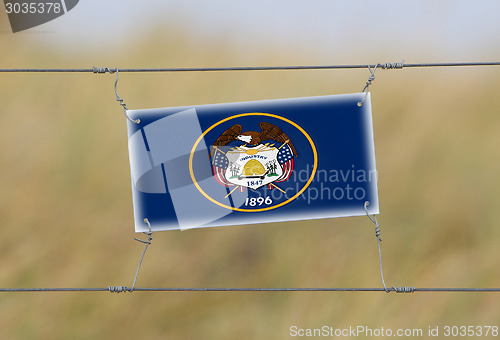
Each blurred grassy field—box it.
[1,17,500,340]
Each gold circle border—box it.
[189,112,318,212]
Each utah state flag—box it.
[126,93,379,232]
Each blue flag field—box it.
[126,93,379,232]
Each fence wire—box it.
[0,61,499,73]
[0,60,499,294]
[1,287,499,294]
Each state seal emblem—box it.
[210,122,296,192]
[189,112,317,213]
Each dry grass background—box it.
[0,15,500,340]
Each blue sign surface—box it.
[126,93,379,232]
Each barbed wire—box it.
[0,61,499,73]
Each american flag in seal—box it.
[210,122,296,192]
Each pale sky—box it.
[4,0,500,61]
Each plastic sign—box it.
[126,93,379,232]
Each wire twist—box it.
[364,201,382,242]
[391,286,415,293]
[357,64,378,107]
[108,219,153,294]
[108,286,129,293]
[364,201,389,293]
[92,67,115,74]
[93,66,139,124]
[357,61,404,106]
[380,61,404,69]
[129,218,154,292]
[364,202,416,294]
[113,68,140,124]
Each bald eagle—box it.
[209,122,297,159]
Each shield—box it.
[224,144,283,189]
